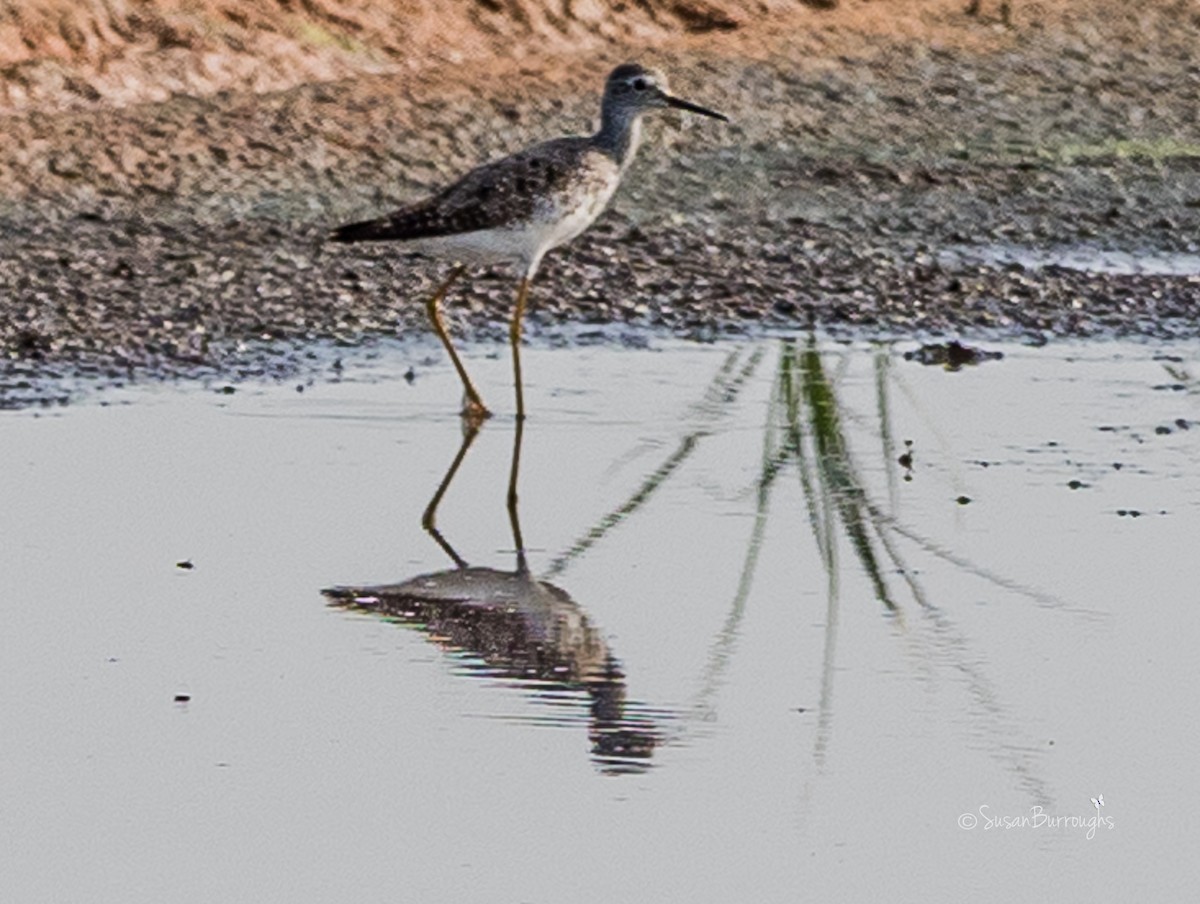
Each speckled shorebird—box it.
[330,62,727,421]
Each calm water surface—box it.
[2,336,1198,901]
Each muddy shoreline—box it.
[3,0,1199,407]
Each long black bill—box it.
[664,93,729,122]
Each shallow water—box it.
[939,243,1200,276]
[2,336,1198,901]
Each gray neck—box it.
[592,103,643,171]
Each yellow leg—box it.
[424,265,490,421]
[510,277,530,422]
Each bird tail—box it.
[329,216,401,243]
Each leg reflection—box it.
[326,415,661,773]
[507,414,527,574]
[420,421,481,569]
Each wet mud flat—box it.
[2,0,1199,407]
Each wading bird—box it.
[330,63,727,421]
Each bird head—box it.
[604,63,729,122]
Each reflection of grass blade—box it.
[863,500,1068,610]
[875,348,901,513]
[697,346,743,410]
[870,349,927,605]
[543,433,700,579]
[813,553,840,768]
[784,341,835,581]
[800,341,897,611]
[689,344,769,423]
[776,338,842,767]
[870,513,930,610]
[690,366,779,721]
[757,345,787,489]
[544,345,767,579]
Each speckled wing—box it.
[331,137,607,243]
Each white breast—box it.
[533,159,622,254]
[537,186,617,251]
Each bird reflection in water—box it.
[324,419,660,774]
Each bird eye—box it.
[632,78,647,91]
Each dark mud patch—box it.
[903,340,1004,369]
